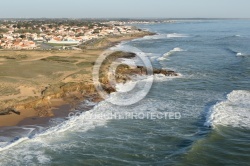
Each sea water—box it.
[0,19,249,166]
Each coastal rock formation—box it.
[97,51,179,84]
[153,68,178,76]
[0,108,20,116]
[0,51,178,120]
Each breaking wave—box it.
[157,47,185,61]
[236,52,250,57]
[205,90,250,129]
[133,33,189,41]
[225,48,250,57]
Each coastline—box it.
[0,31,156,127]
[1,18,249,166]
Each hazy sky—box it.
[0,0,249,18]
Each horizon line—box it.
[0,17,250,20]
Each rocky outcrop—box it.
[0,50,179,118]
[0,108,20,116]
[153,68,178,76]
[98,51,179,89]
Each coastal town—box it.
[0,19,147,50]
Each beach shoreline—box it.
[0,31,156,127]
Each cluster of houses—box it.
[0,22,141,50]
[0,37,36,50]
[106,20,175,25]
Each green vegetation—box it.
[79,38,110,49]
[15,29,40,34]
[0,19,112,34]
[0,54,28,60]
[0,58,76,79]
[0,28,8,33]
[76,61,95,67]
[41,56,78,63]
[107,51,136,59]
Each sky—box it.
[0,0,249,18]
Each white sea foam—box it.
[236,52,244,56]
[130,71,182,83]
[133,33,189,41]
[0,105,109,165]
[0,32,185,165]
[107,72,180,105]
[0,137,29,152]
[153,73,182,82]
[166,33,189,38]
[119,58,137,66]
[236,52,250,57]
[157,47,185,61]
[157,57,167,61]
[115,81,137,93]
[205,90,250,129]
[0,71,180,160]
[109,44,156,66]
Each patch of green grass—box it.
[79,37,110,49]
[0,60,77,78]
[76,61,94,67]
[41,56,78,63]
[0,54,28,60]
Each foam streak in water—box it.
[158,47,185,61]
[133,33,189,41]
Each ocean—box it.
[0,19,250,165]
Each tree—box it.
[17,24,21,29]
[19,34,26,39]
[41,27,46,31]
